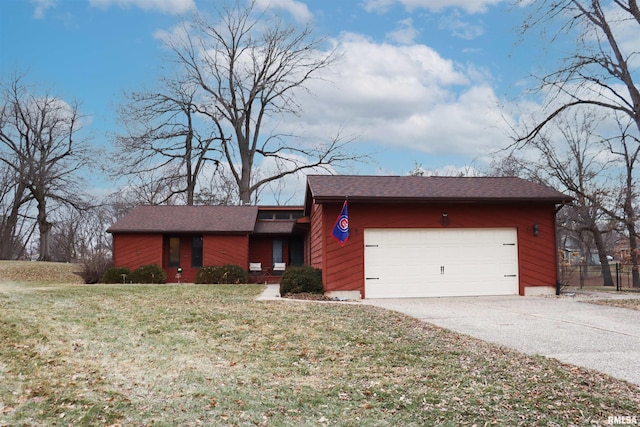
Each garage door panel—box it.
[364,228,518,298]
[366,278,516,298]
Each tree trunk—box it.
[239,180,251,204]
[590,226,614,286]
[185,127,194,206]
[0,181,28,259]
[238,153,253,205]
[36,198,52,261]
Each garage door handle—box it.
[366,277,380,280]
[504,274,517,277]
[365,244,379,247]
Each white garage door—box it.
[364,228,519,298]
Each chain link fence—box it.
[559,263,639,291]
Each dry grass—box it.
[0,261,83,285]
[561,283,640,311]
[588,298,640,311]
[1,280,639,426]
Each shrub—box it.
[195,266,218,284]
[195,264,248,284]
[130,264,167,284]
[101,266,131,284]
[81,251,113,284]
[219,264,248,284]
[280,266,323,295]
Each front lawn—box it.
[1,281,638,426]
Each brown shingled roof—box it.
[107,205,258,234]
[253,220,296,234]
[306,175,572,204]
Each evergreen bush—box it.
[195,266,218,284]
[195,264,248,284]
[101,267,131,284]
[130,264,167,284]
[279,265,323,295]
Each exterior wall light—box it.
[441,212,449,226]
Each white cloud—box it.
[386,18,419,44]
[30,0,56,19]
[362,0,506,14]
[89,0,195,15]
[361,0,396,14]
[438,11,485,39]
[254,0,313,24]
[272,33,514,163]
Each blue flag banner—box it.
[332,200,349,246]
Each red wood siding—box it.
[304,231,311,265]
[203,235,249,268]
[249,238,272,268]
[114,233,250,283]
[310,202,324,270]
[319,202,558,297]
[113,234,163,271]
[163,235,198,283]
[516,205,558,288]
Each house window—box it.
[257,210,304,220]
[192,236,203,268]
[272,239,284,265]
[168,237,180,267]
[258,211,274,220]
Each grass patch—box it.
[588,298,640,311]
[0,261,83,285]
[563,285,640,294]
[1,282,639,426]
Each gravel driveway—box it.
[363,293,640,386]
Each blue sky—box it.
[1,0,558,202]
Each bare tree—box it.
[0,162,33,259]
[164,1,360,204]
[114,75,221,205]
[0,72,90,261]
[488,155,527,178]
[515,0,640,143]
[194,166,239,205]
[532,111,618,285]
[498,110,620,285]
[511,112,639,287]
[49,206,82,263]
[47,201,124,283]
[599,118,640,286]
[514,0,640,287]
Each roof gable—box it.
[107,205,259,234]
[306,175,572,204]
